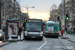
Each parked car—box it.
[0,30,4,41]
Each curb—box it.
[61,37,70,39]
[0,39,23,47]
[61,34,75,43]
[62,37,75,43]
[67,39,75,43]
[0,42,10,47]
[7,39,23,42]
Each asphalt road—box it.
[0,36,75,50]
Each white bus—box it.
[23,19,43,40]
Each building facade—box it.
[21,13,29,23]
[58,0,75,30]
[1,0,22,29]
[49,9,60,23]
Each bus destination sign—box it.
[26,20,41,22]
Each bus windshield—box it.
[26,23,42,32]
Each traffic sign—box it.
[9,18,13,20]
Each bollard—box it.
[4,33,5,41]
[65,31,66,37]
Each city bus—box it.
[44,21,59,38]
[23,19,43,40]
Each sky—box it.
[19,0,61,21]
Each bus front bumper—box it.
[24,34,43,39]
[45,33,59,37]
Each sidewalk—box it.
[0,35,23,47]
[0,32,24,47]
[0,42,9,47]
[7,31,24,42]
[62,33,75,43]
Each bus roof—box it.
[25,18,42,21]
[25,19,42,22]
[47,21,55,23]
[46,21,59,24]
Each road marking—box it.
[38,37,47,50]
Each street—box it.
[0,36,75,50]
[0,0,75,50]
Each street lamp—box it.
[64,0,66,31]
[14,0,16,18]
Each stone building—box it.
[49,10,58,22]
[21,13,29,23]
[58,0,75,30]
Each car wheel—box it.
[25,38,28,40]
[1,38,4,41]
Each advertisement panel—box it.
[48,27,54,32]
[8,23,18,38]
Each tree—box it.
[0,0,5,29]
[0,1,1,29]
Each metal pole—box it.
[14,0,16,18]
[0,0,1,29]
[72,0,75,34]
[72,0,73,26]
[64,0,65,30]
[27,5,28,13]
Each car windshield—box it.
[26,23,42,32]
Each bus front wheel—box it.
[24,37,28,40]
[39,37,43,40]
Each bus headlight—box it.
[40,35,43,36]
[25,34,27,36]
[40,32,43,36]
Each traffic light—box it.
[57,17,60,21]
[66,14,69,20]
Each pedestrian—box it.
[18,27,22,39]
[3,27,7,41]
[3,27,6,33]
[61,29,64,36]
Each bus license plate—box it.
[51,33,54,34]
[31,36,36,38]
